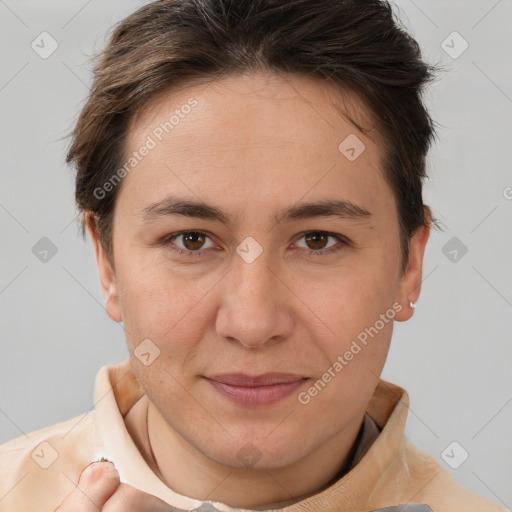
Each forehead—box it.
[119,71,389,216]
[128,70,381,155]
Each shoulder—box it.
[0,411,103,512]
[399,438,507,512]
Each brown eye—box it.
[161,230,348,259]
[181,231,207,251]
[304,232,329,251]
[293,231,349,256]
[162,231,216,255]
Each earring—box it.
[408,298,416,309]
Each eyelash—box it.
[159,230,350,258]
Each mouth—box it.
[205,373,309,407]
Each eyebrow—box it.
[138,196,372,227]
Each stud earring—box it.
[408,298,416,309]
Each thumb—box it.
[55,461,120,511]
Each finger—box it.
[54,461,120,511]
[103,482,182,511]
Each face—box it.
[88,71,429,470]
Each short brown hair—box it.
[66,0,442,274]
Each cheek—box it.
[303,261,397,362]
[118,261,209,352]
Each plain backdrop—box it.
[1,0,511,507]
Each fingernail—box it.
[80,461,116,484]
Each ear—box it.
[394,208,431,322]
[85,211,122,323]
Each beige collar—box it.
[94,360,409,511]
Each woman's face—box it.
[90,71,428,470]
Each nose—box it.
[215,247,294,349]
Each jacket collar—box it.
[94,360,413,511]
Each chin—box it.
[199,430,310,470]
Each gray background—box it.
[1,0,511,507]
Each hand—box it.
[54,461,180,511]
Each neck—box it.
[146,401,365,509]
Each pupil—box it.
[185,232,204,250]
[307,232,327,250]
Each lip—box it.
[205,373,308,407]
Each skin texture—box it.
[86,70,430,508]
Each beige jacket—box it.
[0,360,506,512]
